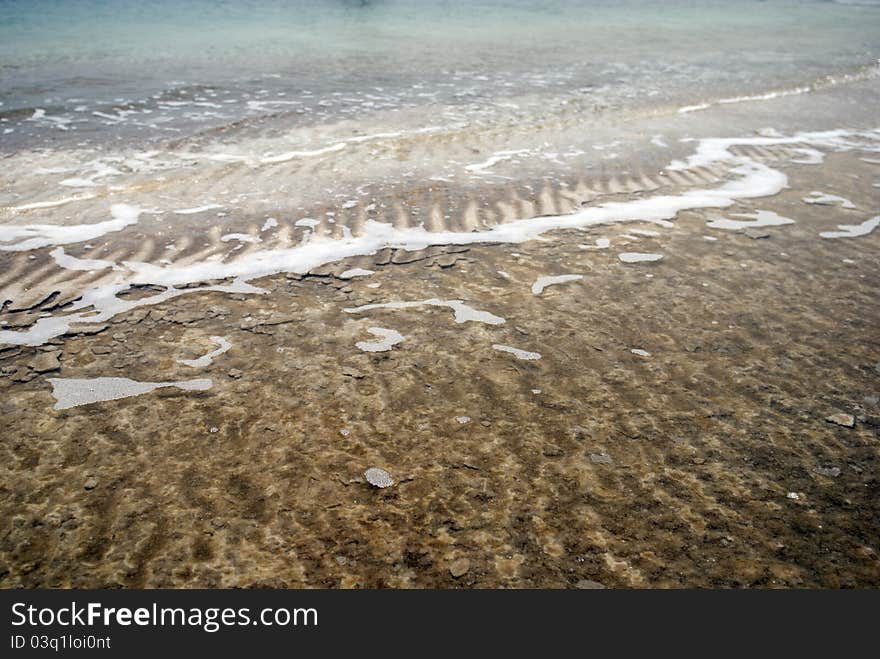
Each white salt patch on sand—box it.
[619,252,663,263]
[629,229,661,237]
[295,218,319,228]
[340,268,375,279]
[261,218,278,231]
[364,467,394,488]
[221,233,261,244]
[820,216,880,239]
[578,237,612,250]
[630,348,651,357]
[704,236,719,241]
[174,204,224,215]
[492,344,541,360]
[50,247,118,272]
[345,299,505,325]
[707,210,795,231]
[0,204,142,252]
[0,279,261,347]
[802,191,856,209]
[355,327,404,353]
[48,377,212,410]
[455,416,471,424]
[178,336,231,368]
[531,274,583,295]
[366,282,381,289]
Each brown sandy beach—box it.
[1,130,878,588]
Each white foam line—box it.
[820,216,880,239]
[355,327,404,353]
[465,149,530,173]
[5,128,879,348]
[9,194,97,211]
[48,377,212,410]
[174,204,225,215]
[260,142,347,164]
[531,274,583,295]
[492,344,541,360]
[178,336,232,368]
[0,204,142,252]
[678,103,710,114]
[344,299,505,325]
[678,86,812,116]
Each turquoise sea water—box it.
[1,0,879,148]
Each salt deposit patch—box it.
[345,299,505,325]
[531,274,583,295]
[340,268,375,279]
[178,336,231,368]
[707,210,795,231]
[492,344,542,360]
[50,247,118,272]
[802,191,856,209]
[355,327,404,353]
[619,252,663,263]
[0,204,142,252]
[48,377,212,410]
[819,216,880,239]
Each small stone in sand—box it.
[29,351,61,373]
[589,453,614,465]
[449,558,471,578]
[826,413,855,428]
[364,467,394,488]
[815,466,841,478]
[341,367,364,379]
[227,369,243,379]
[84,477,98,490]
[744,229,771,239]
[576,579,606,589]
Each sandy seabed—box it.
[0,142,878,588]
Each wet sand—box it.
[1,148,878,588]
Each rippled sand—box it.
[1,140,878,586]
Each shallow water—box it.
[2,0,880,148]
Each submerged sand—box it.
[0,143,878,587]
